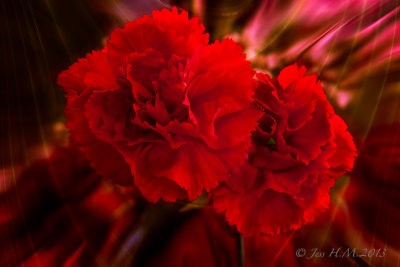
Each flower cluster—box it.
[58,8,356,236]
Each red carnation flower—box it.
[211,64,356,236]
[57,8,262,203]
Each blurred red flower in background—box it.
[147,208,240,267]
[212,64,356,236]
[342,123,400,266]
[58,8,262,203]
[0,145,138,266]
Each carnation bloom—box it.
[58,8,262,202]
[211,64,357,236]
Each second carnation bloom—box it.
[210,64,356,236]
